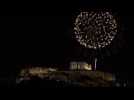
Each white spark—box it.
[74,11,118,49]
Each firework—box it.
[74,11,118,49]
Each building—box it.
[70,61,92,71]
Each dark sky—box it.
[0,0,134,80]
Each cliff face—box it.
[16,67,114,87]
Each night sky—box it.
[0,0,134,82]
